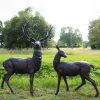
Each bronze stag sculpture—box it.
[1,24,52,96]
[53,45,99,97]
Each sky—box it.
[0,0,100,42]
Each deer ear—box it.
[31,42,35,45]
[56,45,60,50]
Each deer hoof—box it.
[55,92,58,95]
[94,93,99,98]
[30,92,34,96]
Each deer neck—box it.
[53,52,61,70]
[32,48,42,71]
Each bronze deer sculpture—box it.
[1,24,52,96]
[53,45,99,97]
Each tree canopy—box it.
[88,18,100,49]
[0,20,3,32]
[0,20,3,47]
[2,7,55,49]
[58,27,82,47]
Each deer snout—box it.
[64,55,67,58]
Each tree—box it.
[2,7,55,49]
[58,27,82,47]
[0,20,3,47]
[0,20,3,31]
[88,18,100,49]
[83,41,90,48]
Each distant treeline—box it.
[0,7,100,49]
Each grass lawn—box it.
[0,84,100,100]
[0,76,100,100]
[0,48,100,100]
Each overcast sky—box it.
[0,0,100,42]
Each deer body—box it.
[1,24,52,96]
[53,46,99,97]
[54,58,92,76]
[3,49,42,74]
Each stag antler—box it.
[22,23,36,42]
[40,26,53,42]
[56,45,60,50]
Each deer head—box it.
[56,45,67,58]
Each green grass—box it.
[0,87,100,100]
[0,76,100,100]
[0,48,100,100]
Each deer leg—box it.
[75,75,86,91]
[63,76,69,91]
[1,74,6,88]
[30,73,34,96]
[85,75,99,97]
[55,74,61,95]
[4,73,15,95]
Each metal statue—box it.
[1,24,52,96]
[53,45,99,97]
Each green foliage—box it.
[2,7,55,49]
[0,20,3,32]
[0,20,3,47]
[88,18,100,49]
[0,48,100,99]
[0,48,100,77]
[83,41,90,48]
[58,27,83,47]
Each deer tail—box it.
[90,64,94,70]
